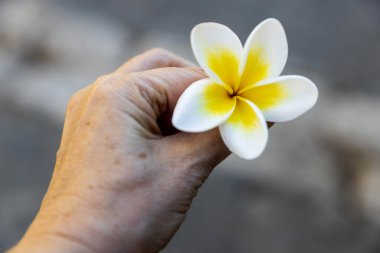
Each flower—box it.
[172,18,318,159]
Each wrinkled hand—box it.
[8,49,230,253]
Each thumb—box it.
[161,129,231,171]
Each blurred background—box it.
[1,0,380,252]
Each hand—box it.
[8,48,230,253]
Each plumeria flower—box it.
[172,18,318,159]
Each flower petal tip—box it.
[219,99,269,160]
[261,18,282,25]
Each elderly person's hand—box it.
[8,49,231,253]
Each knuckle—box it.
[67,86,91,109]
[146,48,174,65]
[96,73,129,86]
[67,94,79,109]
[95,73,119,87]
[147,47,170,56]
[94,74,119,94]
[67,88,86,111]
[56,148,62,160]
[91,73,127,104]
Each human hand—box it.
[8,48,231,253]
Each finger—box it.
[126,66,206,113]
[115,48,196,74]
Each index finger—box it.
[115,48,195,74]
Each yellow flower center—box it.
[205,46,288,111]
[206,46,270,95]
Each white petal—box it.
[219,98,268,159]
[172,78,236,132]
[191,22,243,91]
[239,18,288,90]
[240,75,318,122]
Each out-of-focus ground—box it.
[1,0,380,252]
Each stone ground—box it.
[1,0,380,252]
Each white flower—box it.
[172,18,318,159]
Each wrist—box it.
[7,232,95,253]
[8,195,148,253]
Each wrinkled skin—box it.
[8,49,232,253]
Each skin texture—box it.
[8,48,232,253]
